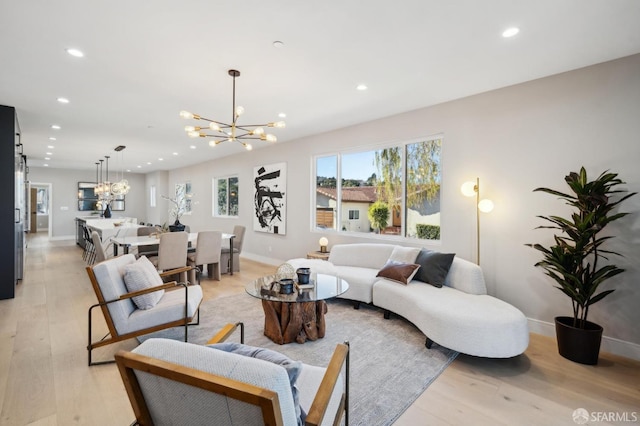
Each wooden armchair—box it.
[115,323,349,426]
[86,254,202,366]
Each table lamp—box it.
[319,237,329,253]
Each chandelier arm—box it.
[235,123,270,129]
[198,117,232,127]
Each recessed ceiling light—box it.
[137,165,142,168]
[158,158,164,161]
[66,48,84,57]
[43,164,49,167]
[278,112,287,118]
[189,145,196,149]
[47,145,54,149]
[57,97,69,104]
[502,27,520,38]
[44,157,51,161]
[49,137,56,141]
[46,152,53,155]
[126,169,131,172]
[173,152,178,156]
[146,162,151,165]
[356,84,368,91]
[51,124,61,130]
[273,41,284,48]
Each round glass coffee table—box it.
[246,274,349,344]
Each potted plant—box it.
[527,167,636,364]
[162,191,190,232]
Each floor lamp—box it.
[461,178,494,265]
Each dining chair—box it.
[221,225,246,274]
[187,230,222,283]
[148,232,190,283]
[136,225,159,258]
[91,231,108,264]
[83,225,95,264]
[115,323,349,426]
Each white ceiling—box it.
[2,0,639,173]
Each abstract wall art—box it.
[253,162,287,235]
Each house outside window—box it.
[348,210,359,220]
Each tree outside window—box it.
[214,176,239,217]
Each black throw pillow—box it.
[413,249,455,288]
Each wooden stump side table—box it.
[245,274,349,344]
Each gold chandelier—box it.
[179,69,285,151]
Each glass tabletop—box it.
[245,273,349,303]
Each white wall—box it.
[28,167,147,238]
[163,54,640,354]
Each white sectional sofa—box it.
[286,243,529,358]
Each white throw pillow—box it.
[388,246,421,264]
[123,256,165,309]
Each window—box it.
[214,176,239,217]
[315,156,337,230]
[313,135,442,240]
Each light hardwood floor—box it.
[0,234,638,425]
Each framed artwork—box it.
[253,162,286,235]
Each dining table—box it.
[111,232,237,275]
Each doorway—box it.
[29,182,52,238]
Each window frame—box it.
[212,175,239,218]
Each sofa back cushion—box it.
[444,256,487,295]
[328,244,397,270]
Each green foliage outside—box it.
[416,224,440,240]
[368,201,389,232]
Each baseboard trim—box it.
[241,252,282,267]
[528,318,640,361]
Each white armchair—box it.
[86,254,202,366]
[115,323,349,426]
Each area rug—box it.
[139,294,458,426]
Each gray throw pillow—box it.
[413,249,455,288]
[123,256,165,309]
[208,342,306,425]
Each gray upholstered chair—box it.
[221,225,246,274]
[115,323,349,426]
[86,254,202,366]
[135,225,159,258]
[187,230,222,283]
[91,230,108,264]
[148,231,190,283]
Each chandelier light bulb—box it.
[235,106,245,116]
[187,131,200,138]
[266,134,277,142]
[209,122,220,131]
[253,127,264,135]
[184,125,195,132]
[179,110,194,119]
[208,140,217,147]
[245,143,253,151]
